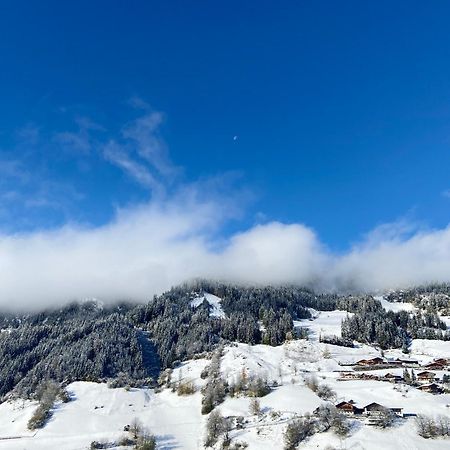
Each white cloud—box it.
[219,222,329,286]
[334,224,450,292]
[2,185,450,311]
[54,116,103,154]
[55,131,91,153]
[100,107,179,192]
[2,104,450,310]
[103,141,160,191]
[122,111,177,178]
[0,190,223,310]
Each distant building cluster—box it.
[337,357,449,395]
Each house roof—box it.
[356,357,384,364]
[433,358,448,364]
[336,401,354,408]
[418,383,442,391]
[364,402,385,410]
[336,400,361,409]
[425,362,446,368]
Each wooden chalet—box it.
[363,402,386,415]
[355,357,385,366]
[417,383,444,394]
[338,372,359,380]
[335,401,363,415]
[382,372,403,383]
[335,401,404,420]
[417,371,438,383]
[394,358,419,366]
[425,362,446,370]
[433,358,449,365]
[424,359,448,370]
[384,359,402,366]
[364,402,404,419]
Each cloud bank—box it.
[2,189,450,310]
[2,102,450,310]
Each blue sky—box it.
[2,2,450,307]
[2,1,450,248]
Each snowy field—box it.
[0,383,204,450]
[0,312,449,449]
[294,310,352,340]
[374,296,418,313]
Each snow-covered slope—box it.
[374,295,418,312]
[0,382,206,450]
[1,312,449,449]
[190,293,226,318]
[294,310,352,339]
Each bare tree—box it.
[130,417,143,440]
[205,409,230,447]
[304,375,318,392]
[283,416,315,450]
[377,408,396,428]
[249,398,261,416]
[316,384,336,401]
[436,415,450,437]
[415,414,435,438]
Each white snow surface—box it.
[441,316,450,330]
[190,292,226,318]
[374,295,418,312]
[0,382,205,450]
[294,309,352,339]
[1,312,449,449]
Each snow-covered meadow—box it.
[0,309,449,450]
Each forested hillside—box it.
[0,281,448,401]
[386,283,450,315]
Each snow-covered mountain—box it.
[0,282,449,449]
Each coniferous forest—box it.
[0,280,449,401]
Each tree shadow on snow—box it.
[156,434,180,449]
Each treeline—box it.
[0,282,342,398]
[341,299,449,349]
[0,303,153,400]
[1,280,447,399]
[386,283,450,315]
[126,281,346,368]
